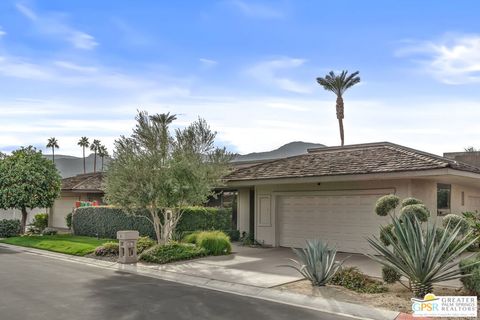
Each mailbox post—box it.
[117,230,139,264]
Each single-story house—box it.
[225,142,480,254]
[49,172,105,229]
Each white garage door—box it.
[277,192,391,254]
[51,197,78,228]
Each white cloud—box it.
[199,58,218,68]
[54,60,97,73]
[228,0,284,19]
[15,2,98,50]
[247,57,313,93]
[397,34,480,84]
[0,27,6,37]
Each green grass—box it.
[0,235,115,256]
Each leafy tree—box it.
[98,145,109,172]
[105,111,232,244]
[0,147,61,233]
[78,137,89,174]
[46,137,59,163]
[316,70,360,146]
[90,139,101,173]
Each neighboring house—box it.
[225,142,480,254]
[49,172,105,229]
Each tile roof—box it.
[225,142,480,182]
[62,172,104,192]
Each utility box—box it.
[117,230,139,264]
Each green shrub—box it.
[382,266,401,284]
[41,227,58,235]
[139,242,207,264]
[399,204,430,222]
[460,254,480,295]
[195,231,232,255]
[225,229,240,242]
[72,206,232,239]
[183,232,200,244]
[379,224,396,246]
[401,197,423,207]
[66,212,72,229]
[94,242,119,256]
[0,219,21,238]
[375,195,400,216]
[443,214,470,235]
[137,236,156,254]
[31,213,48,232]
[330,267,387,293]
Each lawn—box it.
[0,235,115,256]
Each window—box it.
[437,183,451,215]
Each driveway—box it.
[0,246,353,320]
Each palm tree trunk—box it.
[336,96,345,146]
[93,151,97,173]
[83,147,86,174]
[101,157,104,172]
[52,147,55,164]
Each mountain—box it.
[44,154,110,178]
[233,141,325,163]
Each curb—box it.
[1,243,400,320]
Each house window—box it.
[437,184,451,215]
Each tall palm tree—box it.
[77,137,89,174]
[90,139,101,173]
[98,145,109,172]
[46,137,59,164]
[316,70,360,146]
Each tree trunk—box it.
[20,207,28,234]
[152,211,162,244]
[336,96,345,146]
[93,151,97,173]
[83,147,86,174]
[101,157,104,172]
[52,148,55,164]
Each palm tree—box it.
[77,137,89,174]
[90,139,101,173]
[316,70,360,146]
[46,137,59,164]
[98,145,109,172]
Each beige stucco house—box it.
[226,142,480,254]
[49,172,104,229]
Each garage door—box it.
[277,192,390,254]
[51,197,78,228]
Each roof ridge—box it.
[70,175,96,189]
[384,144,449,167]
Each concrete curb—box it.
[1,243,400,320]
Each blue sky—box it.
[1,0,480,156]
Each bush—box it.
[375,195,400,216]
[66,212,72,229]
[443,214,470,235]
[399,204,430,222]
[401,197,423,207]
[72,206,233,239]
[137,236,156,254]
[382,266,401,284]
[330,267,387,293]
[225,229,240,242]
[183,232,200,244]
[94,242,119,256]
[139,242,207,264]
[195,231,232,255]
[460,255,480,295]
[379,224,396,246]
[31,213,48,233]
[41,227,58,235]
[0,219,21,238]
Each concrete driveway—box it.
[139,244,383,288]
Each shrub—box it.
[183,232,200,244]
[443,214,470,235]
[401,197,423,207]
[284,239,344,286]
[66,212,72,229]
[195,231,232,255]
[330,267,387,293]
[139,242,207,264]
[31,213,48,233]
[137,236,156,254]
[0,219,21,238]
[375,195,400,216]
[399,204,430,222]
[72,206,232,239]
[41,227,58,235]
[226,229,240,242]
[379,224,395,246]
[94,242,119,256]
[382,266,401,284]
[462,211,480,250]
[460,254,480,295]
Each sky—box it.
[0,1,480,157]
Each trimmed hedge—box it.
[140,242,207,264]
[0,219,21,238]
[72,206,233,239]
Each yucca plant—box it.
[283,239,346,286]
[367,215,480,298]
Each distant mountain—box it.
[233,141,325,163]
[44,154,110,178]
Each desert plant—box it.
[330,266,387,293]
[459,254,480,295]
[368,215,479,298]
[375,195,400,216]
[41,227,58,235]
[379,224,396,246]
[401,197,423,207]
[284,239,345,286]
[94,242,119,256]
[0,219,21,238]
[443,214,470,235]
[136,236,155,254]
[399,204,430,222]
[382,266,401,284]
[139,242,207,264]
[195,231,232,255]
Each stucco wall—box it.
[0,208,44,224]
[236,188,251,234]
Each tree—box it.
[98,145,109,172]
[78,137,89,174]
[0,147,61,233]
[90,139,101,173]
[105,111,232,244]
[46,137,59,163]
[316,70,360,146]
[465,147,479,152]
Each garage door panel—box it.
[277,193,389,254]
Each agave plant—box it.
[283,239,346,286]
[367,215,480,298]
